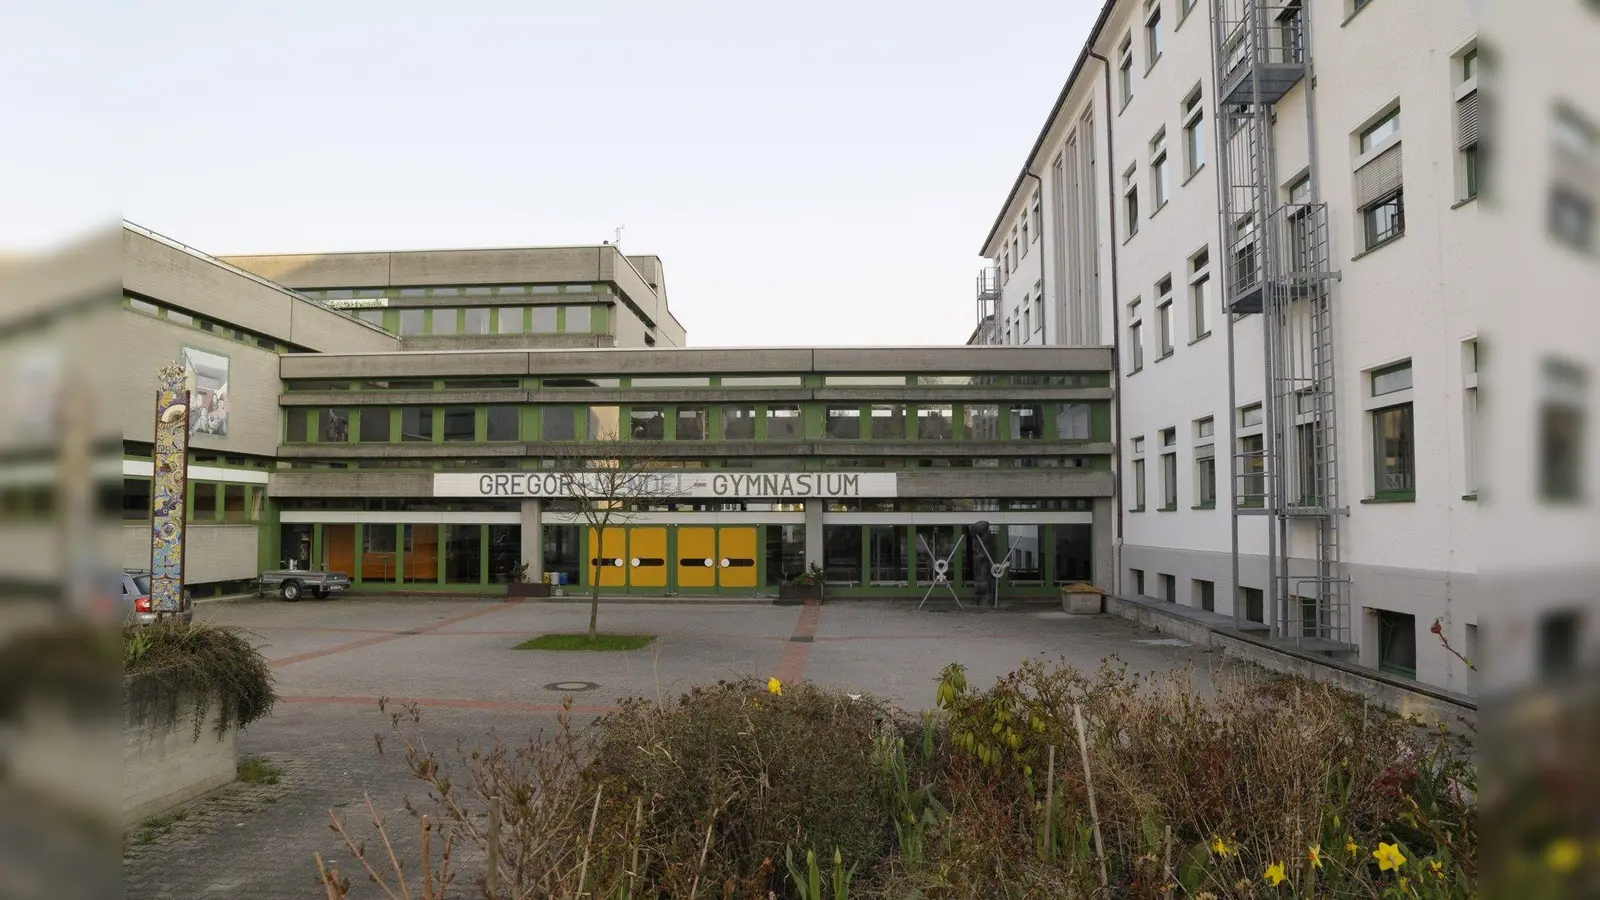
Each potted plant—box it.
[778,563,826,603]
[1060,581,1104,615]
[506,563,552,599]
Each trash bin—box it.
[1060,583,1104,615]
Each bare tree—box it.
[550,433,686,639]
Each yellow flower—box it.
[1263,862,1287,887]
[767,677,783,696]
[1373,842,1407,872]
[1210,837,1235,857]
[1545,838,1583,874]
[1346,840,1360,856]
[1307,846,1323,869]
[1399,876,1410,892]
[1428,860,1444,880]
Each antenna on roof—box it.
[614,224,625,249]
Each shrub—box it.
[123,619,276,739]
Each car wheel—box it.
[312,587,328,599]
[282,580,302,602]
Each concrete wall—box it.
[122,686,239,826]
[121,524,260,585]
[121,311,284,455]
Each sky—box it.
[4,1,1099,347]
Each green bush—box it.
[124,619,275,739]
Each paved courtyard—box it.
[123,596,1218,899]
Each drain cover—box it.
[544,681,599,692]
[789,636,814,643]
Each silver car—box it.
[123,570,193,625]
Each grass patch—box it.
[515,633,655,651]
[237,756,282,785]
[132,809,188,844]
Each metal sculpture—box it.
[967,520,1022,608]
[917,531,967,610]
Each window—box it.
[1132,568,1145,596]
[1540,359,1587,503]
[1159,427,1177,510]
[1022,301,1032,343]
[1377,610,1417,679]
[565,306,593,332]
[630,407,666,440]
[1021,217,1029,254]
[1463,340,1479,496]
[1010,404,1044,439]
[724,405,756,440]
[1240,403,1263,428]
[1363,191,1405,247]
[442,407,476,442]
[1540,610,1583,681]
[1145,1,1164,67]
[1189,248,1211,339]
[320,408,350,442]
[1370,361,1415,499]
[1118,33,1135,106]
[1183,88,1205,175]
[1031,192,1042,241]
[1156,277,1174,357]
[1123,164,1140,236]
[1456,47,1480,202]
[871,405,907,440]
[497,307,523,333]
[1240,587,1264,623]
[1278,0,1304,63]
[398,309,426,335]
[123,478,151,521]
[1355,107,1405,249]
[192,482,217,522]
[1360,109,1401,153]
[128,296,159,316]
[965,404,1000,440]
[1195,442,1216,506]
[531,306,558,332]
[1160,573,1176,602]
[1239,434,1265,505]
[486,407,519,441]
[223,484,247,522]
[401,407,434,442]
[1057,403,1092,440]
[767,405,802,439]
[1033,291,1044,339]
[286,408,311,443]
[1150,128,1170,209]
[1232,214,1259,292]
[1012,227,1020,263]
[588,406,620,440]
[1132,458,1147,510]
[358,407,391,443]
[1127,298,1144,372]
[676,407,708,441]
[462,308,490,335]
[1195,579,1215,612]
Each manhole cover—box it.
[544,681,599,692]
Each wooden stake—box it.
[1073,704,1108,889]
[1044,745,1057,858]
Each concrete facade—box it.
[972,0,1495,693]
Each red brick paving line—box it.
[267,602,514,669]
[277,694,620,715]
[771,599,823,685]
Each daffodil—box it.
[1346,839,1359,856]
[1428,860,1444,880]
[1399,876,1410,892]
[1263,862,1287,887]
[1545,838,1582,874]
[1373,842,1407,872]
[767,677,783,696]
[1307,846,1323,869]
[1210,837,1235,857]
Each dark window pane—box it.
[399,309,426,335]
[1378,610,1417,678]
[462,308,490,334]
[724,406,756,440]
[824,525,862,584]
[765,524,807,586]
[918,405,953,439]
[630,407,665,440]
[192,482,218,521]
[543,407,577,441]
[320,408,350,442]
[223,484,246,521]
[870,405,906,440]
[401,408,434,442]
[286,408,311,443]
[826,407,860,439]
[676,407,707,441]
[1372,404,1415,494]
[486,407,520,442]
[445,524,481,584]
[123,478,151,521]
[359,407,391,443]
[766,406,802,439]
[1052,524,1093,583]
[443,408,476,442]
[868,525,908,584]
[1010,404,1045,439]
[404,524,440,583]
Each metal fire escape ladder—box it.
[1211,0,1350,651]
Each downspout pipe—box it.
[1087,49,1123,598]
[1024,170,1045,342]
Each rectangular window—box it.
[223,484,247,522]
[1145,1,1163,65]
[442,407,476,442]
[286,408,311,443]
[531,307,558,332]
[542,376,620,389]
[192,482,218,522]
[824,375,905,386]
[1021,217,1030,253]
[1363,191,1405,247]
[496,307,523,333]
[1195,442,1216,506]
[588,405,620,441]
[1150,128,1169,208]
[868,525,909,584]
[1132,568,1145,596]
[918,404,954,439]
[1160,573,1176,603]
[462,308,490,335]
[1361,108,1401,153]
[1057,403,1092,440]
[123,478,151,521]
[964,404,1000,440]
[1009,404,1044,439]
[824,525,862,584]
[398,309,426,335]
[541,407,577,441]
[767,405,802,440]
[1157,280,1174,356]
[1031,192,1042,241]
[1189,248,1211,339]
[1540,359,1587,503]
[724,406,756,440]
[870,405,906,440]
[358,407,391,443]
[128,296,159,316]
[630,407,665,440]
[1052,524,1092,583]
[1239,433,1265,504]
[401,407,434,442]
[721,375,803,387]
[1463,341,1479,495]
[1377,610,1418,678]
[1240,403,1263,428]
[1241,587,1264,623]
[564,306,593,332]
[676,407,708,441]
[358,309,385,327]
[486,407,519,441]
[1183,88,1205,175]
[1123,165,1140,237]
[826,407,861,439]
[1372,404,1415,497]
[1161,451,1177,509]
[1118,33,1134,105]
[1133,457,1147,510]
[1196,579,1215,612]
[320,408,350,442]
[1129,321,1144,372]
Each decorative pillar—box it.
[150,362,191,615]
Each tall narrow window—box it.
[1159,427,1177,510]
[1031,192,1042,241]
[1183,88,1205,176]
[1118,33,1135,106]
[1150,128,1169,209]
[1540,358,1588,503]
[1195,416,1215,507]
[1189,247,1211,339]
[1144,1,1164,67]
[1356,107,1405,250]
[1463,340,1479,496]
[1132,458,1147,511]
[1156,276,1174,357]
[1123,164,1140,237]
[1456,46,1480,202]
[1370,360,1416,500]
[1127,298,1144,372]
[1378,610,1418,679]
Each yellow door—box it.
[628,527,668,588]
[677,527,716,588]
[718,527,759,589]
[589,527,627,587]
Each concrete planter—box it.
[508,581,552,599]
[1060,585,1104,615]
[777,583,822,604]
[121,677,239,826]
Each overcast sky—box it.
[6,1,1096,347]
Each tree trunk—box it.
[589,526,603,639]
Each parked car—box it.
[122,569,193,625]
[259,568,351,601]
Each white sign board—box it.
[326,297,390,309]
[433,471,897,499]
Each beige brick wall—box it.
[123,523,260,583]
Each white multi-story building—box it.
[967,0,1566,696]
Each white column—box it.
[520,498,543,579]
[804,498,824,572]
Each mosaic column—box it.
[150,362,191,615]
